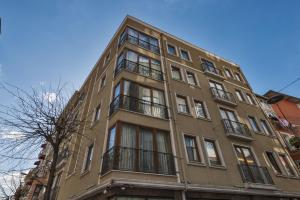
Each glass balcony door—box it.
[220,108,241,134]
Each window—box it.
[176,95,189,114]
[248,116,260,132]
[180,49,190,60]
[235,90,245,102]
[93,105,101,122]
[100,75,106,88]
[194,100,207,118]
[104,122,173,175]
[120,27,160,54]
[84,144,94,171]
[104,52,110,65]
[234,72,242,82]
[167,44,177,56]
[246,93,256,105]
[266,152,282,175]
[171,66,182,80]
[224,68,233,78]
[112,80,167,118]
[204,139,222,166]
[184,135,200,162]
[234,146,258,167]
[260,119,272,136]
[186,71,197,85]
[278,154,296,176]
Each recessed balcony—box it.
[119,33,160,54]
[110,95,169,119]
[238,164,274,185]
[202,63,224,79]
[115,59,164,81]
[222,119,253,141]
[101,146,175,176]
[210,88,237,106]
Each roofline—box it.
[264,90,300,103]
[126,15,240,68]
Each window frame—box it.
[203,137,225,168]
[185,70,198,86]
[234,72,243,82]
[265,151,283,175]
[166,42,178,56]
[260,119,273,136]
[278,153,298,177]
[179,48,191,61]
[248,116,261,133]
[176,94,190,114]
[82,143,94,173]
[245,93,256,105]
[171,66,183,81]
[93,104,101,123]
[224,68,233,78]
[235,89,246,102]
[193,99,209,119]
[183,134,203,164]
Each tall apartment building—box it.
[263,91,300,168]
[53,16,300,200]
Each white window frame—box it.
[223,67,234,78]
[203,137,226,168]
[264,151,285,176]
[277,153,299,177]
[182,133,205,165]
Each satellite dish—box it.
[267,95,284,104]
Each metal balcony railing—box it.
[210,88,236,104]
[110,95,168,119]
[119,33,160,54]
[202,63,223,77]
[101,146,176,175]
[238,164,274,185]
[222,119,252,138]
[115,59,163,81]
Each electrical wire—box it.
[278,77,300,93]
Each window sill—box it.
[177,112,193,117]
[100,169,177,178]
[187,161,206,167]
[208,164,227,170]
[188,83,201,89]
[167,52,178,57]
[181,58,192,63]
[172,78,185,84]
[196,117,211,122]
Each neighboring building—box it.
[24,143,49,200]
[264,90,300,168]
[52,16,300,200]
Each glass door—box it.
[220,108,241,134]
[138,56,150,77]
[139,128,154,172]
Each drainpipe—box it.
[159,33,187,200]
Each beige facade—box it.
[54,16,300,200]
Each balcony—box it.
[110,95,168,119]
[202,63,224,79]
[119,33,160,54]
[222,119,253,141]
[115,59,164,81]
[238,164,274,185]
[210,88,237,106]
[101,146,176,176]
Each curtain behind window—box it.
[119,124,136,170]
[156,132,171,174]
[139,128,154,172]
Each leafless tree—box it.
[0,83,90,200]
[0,172,25,200]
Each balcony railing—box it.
[222,119,252,138]
[115,59,164,81]
[238,164,274,185]
[210,88,236,105]
[202,63,223,77]
[101,146,176,175]
[119,33,160,54]
[110,95,168,119]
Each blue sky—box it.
[1,0,300,102]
